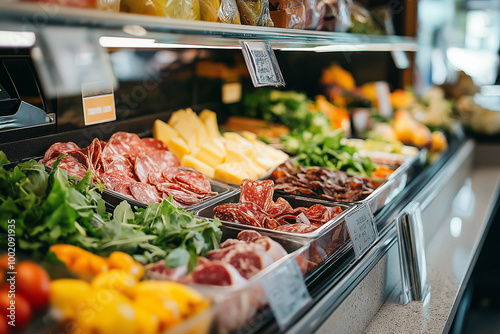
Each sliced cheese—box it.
[214,163,250,185]
[181,155,215,178]
[166,137,190,160]
[199,109,221,139]
[224,150,266,179]
[153,119,180,144]
[193,141,225,168]
[168,108,188,127]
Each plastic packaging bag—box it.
[121,0,201,20]
[316,0,352,31]
[200,0,220,21]
[218,0,242,23]
[235,0,274,26]
[269,0,306,29]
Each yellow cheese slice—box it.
[199,109,221,139]
[153,119,180,144]
[193,141,225,168]
[166,137,190,160]
[214,163,250,185]
[181,155,215,178]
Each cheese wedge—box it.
[214,163,250,185]
[199,109,221,139]
[166,137,190,160]
[181,155,215,178]
[194,141,225,168]
[153,119,180,144]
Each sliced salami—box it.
[156,183,201,205]
[148,171,167,185]
[147,150,180,170]
[162,167,181,183]
[266,197,294,217]
[213,202,268,228]
[239,179,274,211]
[175,169,211,195]
[43,142,80,161]
[102,139,133,158]
[100,171,133,191]
[142,138,169,152]
[48,156,88,180]
[109,132,144,146]
[114,182,133,197]
[129,181,162,204]
[106,156,135,179]
[273,224,318,234]
[134,154,160,184]
[237,230,262,242]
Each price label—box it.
[345,204,378,258]
[261,259,311,329]
[82,81,116,126]
[240,41,285,88]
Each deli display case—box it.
[1,1,499,333]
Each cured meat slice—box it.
[114,182,133,197]
[237,230,262,242]
[253,236,287,262]
[148,171,167,185]
[109,131,144,146]
[213,202,269,228]
[219,239,247,249]
[207,243,274,279]
[146,261,188,281]
[106,156,135,179]
[183,260,247,286]
[274,214,300,225]
[162,167,181,183]
[239,179,274,211]
[45,155,88,180]
[147,150,180,170]
[175,169,211,195]
[100,171,133,191]
[266,197,294,217]
[87,138,104,175]
[43,142,80,161]
[134,154,160,183]
[273,224,318,234]
[142,138,169,152]
[263,217,281,229]
[157,183,201,205]
[129,181,162,204]
[102,139,133,158]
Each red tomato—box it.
[15,262,50,312]
[0,287,31,330]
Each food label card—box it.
[345,204,378,258]
[240,41,285,88]
[82,81,116,126]
[261,259,311,329]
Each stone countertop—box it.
[364,146,500,334]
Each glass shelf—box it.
[0,2,418,52]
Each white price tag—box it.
[240,41,285,88]
[261,259,311,329]
[345,204,378,258]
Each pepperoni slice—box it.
[142,138,169,152]
[129,182,162,204]
[273,224,318,233]
[134,154,160,183]
[43,142,80,161]
[147,150,180,171]
[175,169,211,195]
[239,179,274,211]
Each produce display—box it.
[214,179,343,233]
[270,160,382,202]
[40,132,217,206]
[153,108,288,184]
[50,274,211,334]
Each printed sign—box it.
[240,41,285,87]
[261,259,311,329]
[82,81,116,126]
[345,204,378,258]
